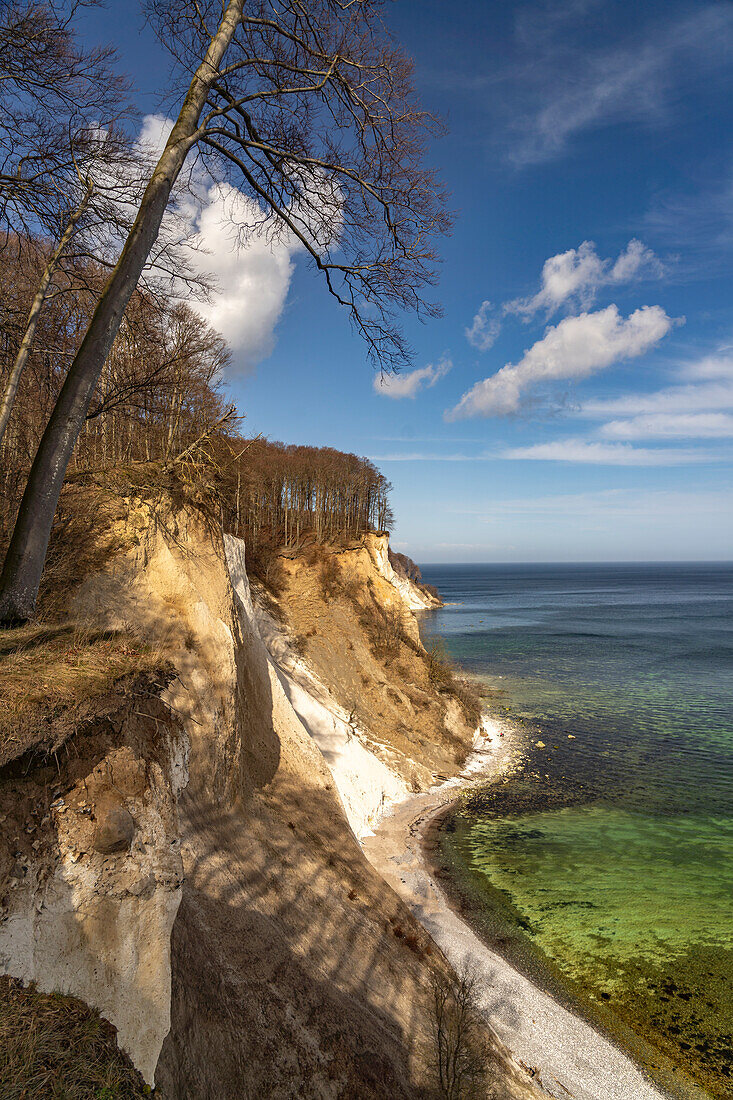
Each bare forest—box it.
[0,231,395,581]
[0,0,449,623]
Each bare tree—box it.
[430,962,491,1100]
[0,0,130,443]
[0,0,450,623]
[0,2,216,448]
[0,0,129,241]
[0,181,94,444]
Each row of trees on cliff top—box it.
[0,236,392,555]
[0,0,449,624]
[229,439,393,548]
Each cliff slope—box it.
[0,491,543,1099]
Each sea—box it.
[418,562,733,1100]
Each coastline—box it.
[362,720,680,1100]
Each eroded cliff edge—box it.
[0,492,543,1099]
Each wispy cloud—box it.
[368,452,487,462]
[502,438,718,465]
[580,353,733,418]
[505,240,663,319]
[449,304,676,420]
[599,411,733,439]
[507,5,733,165]
[450,486,733,519]
[373,357,452,399]
[643,167,733,256]
[466,301,502,350]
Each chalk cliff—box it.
[0,494,543,1098]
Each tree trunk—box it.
[0,0,243,624]
[0,180,93,446]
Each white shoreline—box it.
[362,722,670,1100]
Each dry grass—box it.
[358,601,405,661]
[424,640,483,728]
[0,623,165,767]
[0,976,148,1098]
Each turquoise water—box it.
[419,563,733,1098]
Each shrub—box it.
[425,639,455,690]
[318,554,341,600]
[359,601,404,661]
[424,640,482,727]
[340,575,363,604]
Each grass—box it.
[0,623,164,767]
[0,977,149,1098]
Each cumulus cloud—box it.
[448,304,675,420]
[373,357,452,399]
[134,114,344,374]
[505,239,663,319]
[466,300,501,350]
[502,438,715,465]
[189,182,303,370]
[136,113,174,158]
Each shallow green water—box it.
[419,563,733,1097]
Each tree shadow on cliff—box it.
[156,762,441,1099]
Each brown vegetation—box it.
[0,624,163,767]
[0,976,148,1099]
[424,639,483,729]
[217,438,394,591]
[0,237,233,552]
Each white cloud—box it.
[136,113,174,158]
[190,181,303,371]
[373,357,452,399]
[448,304,675,420]
[679,354,733,381]
[502,438,716,465]
[505,239,663,318]
[599,412,733,440]
[581,356,733,418]
[466,301,501,350]
[135,115,344,375]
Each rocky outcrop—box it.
[373,535,442,610]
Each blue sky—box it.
[81,1,733,562]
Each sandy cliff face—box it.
[0,498,542,1098]
[0,676,186,1084]
[271,537,477,792]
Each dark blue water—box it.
[418,563,733,1097]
